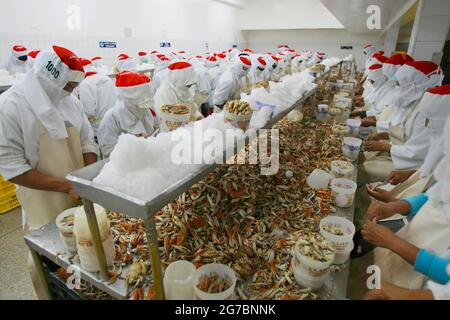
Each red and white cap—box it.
[28,50,41,59]
[91,56,102,61]
[167,61,197,88]
[419,84,450,121]
[382,53,414,78]
[138,52,148,57]
[12,45,27,57]
[396,61,441,89]
[33,45,85,85]
[231,56,252,77]
[206,56,218,68]
[372,51,388,64]
[242,48,254,54]
[216,53,227,60]
[367,64,386,83]
[85,71,98,78]
[115,71,153,102]
[151,50,158,54]
[271,55,281,62]
[118,54,130,61]
[256,57,267,70]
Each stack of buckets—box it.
[0,175,20,214]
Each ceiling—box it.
[320,0,415,34]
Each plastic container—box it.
[224,110,253,131]
[315,111,329,123]
[73,204,115,272]
[330,178,357,208]
[317,104,329,114]
[333,242,354,265]
[55,207,79,253]
[306,169,330,190]
[319,216,356,251]
[292,257,329,290]
[294,241,334,278]
[160,109,191,132]
[336,80,344,89]
[330,160,354,180]
[346,119,361,137]
[164,261,196,300]
[193,263,236,300]
[342,137,362,161]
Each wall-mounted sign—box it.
[232,44,238,48]
[340,46,353,50]
[160,42,171,48]
[99,41,117,48]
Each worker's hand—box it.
[360,118,377,127]
[364,283,433,300]
[367,201,394,222]
[361,221,397,249]
[364,141,391,152]
[350,110,364,118]
[366,185,395,203]
[65,181,80,201]
[385,170,415,185]
[364,289,391,300]
[367,132,382,141]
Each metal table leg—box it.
[30,248,53,300]
[82,199,109,281]
[144,217,166,300]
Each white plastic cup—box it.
[306,169,330,190]
[292,258,329,291]
[331,178,357,208]
[193,264,236,300]
[160,108,191,132]
[342,137,362,161]
[319,216,356,252]
[164,261,196,300]
[56,207,79,253]
[346,119,361,137]
[333,242,355,265]
[317,104,329,114]
[294,242,334,278]
[330,160,354,180]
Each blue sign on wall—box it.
[160,42,171,48]
[340,45,353,50]
[99,41,117,48]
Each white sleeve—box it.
[213,77,233,106]
[78,106,99,155]
[391,113,430,170]
[78,80,97,119]
[0,102,33,180]
[97,111,121,158]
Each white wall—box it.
[0,0,245,65]
[239,0,344,30]
[244,29,380,70]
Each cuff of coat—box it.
[0,164,33,181]
[415,249,450,285]
[82,144,99,156]
[427,281,450,300]
[402,194,428,217]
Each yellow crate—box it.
[0,192,20,214]
[0,182,16,195]
[0,175,4,183]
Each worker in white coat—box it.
[261,55,280,81]
[0,46,98,299]
[212,56,252,112]
[360,61,443,184]
[363,44,377,71]
[189,56,212,115]
[0,45,28,74]
[98,71,157,157]
[26,50,40,71]
[363,64,388,109]
[248,56,267,84]
[151,55,171,92]
[138,51,149,64]
[291,54,305,73]
[153,61,202,120]
[205,56,222,109]
[77,71,118,137]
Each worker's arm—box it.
[364,282,435,300]
[10,170,79,200]
[414,249,450,285]
[83,153,97,166]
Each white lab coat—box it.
[97,101,156,157]
[78,74,117,136]
[391,105,430,170]
[366,80,397,118]
[151,69,169,93]
[0,56,27,74]
[212,69,243,106]
[0,84,97,181]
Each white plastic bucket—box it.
[55,207,78,253]
[342,137,362,161]
[292,258,329,290]
[346,119,361,137]
[317,104,329,114]
[330,160,354,179]
[164,261,196,300]
[306,169,330,190]
[331,178,357,208]
[193,264,236,300]
[76,232,116,272]
[223,110,253,131]
[333,242,355,265]
[294,240,334,278]
[160,110,191,132]
[319,216,356,251]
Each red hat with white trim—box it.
[206,56,218,68]
[256,57,267,70]
[217,53,227,60]
[28,50,40,59]
[115,71,153,102]
[138,52,148,57]
[33,45,85,85]
[396,60,441,89]
[367,64,386,83]
[243,48,254,53]
[151,50,158,54]
[167,61,197,88]
[12,45,27,57]
[85,71,98,78]
[118,54,130,61]
[420,84,450,121]
[91,56,102,61]
[79,58,92,67]
[382,53,414,78]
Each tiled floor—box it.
[0,208,37,300]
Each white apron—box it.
[17,122,85,300]
[349,201,450,299]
